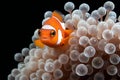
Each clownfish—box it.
[34,11,73,48]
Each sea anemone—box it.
[8,1,120,80]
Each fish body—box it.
[34,11,72,48]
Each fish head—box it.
[39,25,58,47]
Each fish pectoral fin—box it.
[64,30,73,38]
[60,37,69,46]
[34,39,45,48]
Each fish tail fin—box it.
[34,39,45,48]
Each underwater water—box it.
[7,1,120,80]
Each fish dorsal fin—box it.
[52,10,63,22]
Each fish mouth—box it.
[40,37,49,41]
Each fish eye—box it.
[50,30,56,37]
[38,30,41,36]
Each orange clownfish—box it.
[34,11,73,48]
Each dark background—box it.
[2,0,120,79]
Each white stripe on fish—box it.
[42,25,56,31]
[57,29,63,44]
